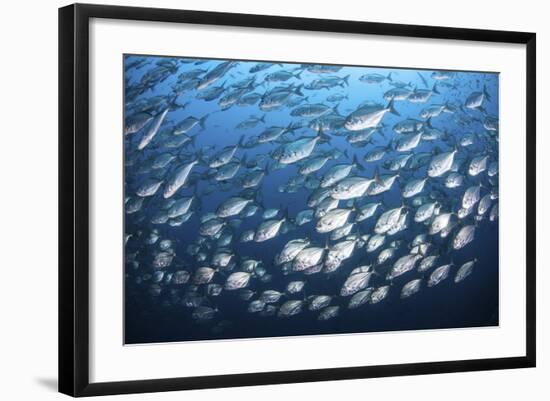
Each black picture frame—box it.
[59,3,536,397]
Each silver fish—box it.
[325,239,357,272]
[427,149,457,177]
[402,177,428,198]
[369,286,390,304]
[348,288,374,309]
[308,295,332,311]
[225,271,251,290]
[388,254,422,280]
[428,264,452,287]
[452,225,476,250]
[273,134,324,165]
[292,246,326,272]
[469,155,489,176]
[193,267,216,284]
[331,177,375,200]
[138,108,169,150]
[375,205,405,234]
[286,281,305,294]
[276,239,311,265]
[216,197,252,218]
[429,212,452,235]
[344,100,400,131]
[462,184,482,209]
[455,259,477,283]
[414,202,438,223]
[316,208,353,233]
[163,160,199,198]
[136,179,163,197]
[341,271,373,296]
[278,300,304,317]
[318,306,340,321]
[418,255,438,272]
[401,279,422,298]
[254,217,286,242]
[260,290,284,304]
[356,202,382,222]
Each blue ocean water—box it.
[124,55,499,344]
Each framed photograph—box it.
[59,3,536,397]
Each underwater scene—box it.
[123,55,499,344]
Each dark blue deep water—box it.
[123,55,499,344]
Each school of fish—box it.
[124,55,499,337]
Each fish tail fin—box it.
[353,154,366,171]
[343,74,351,86]
[386,99,400,116]
[166,95,180,110]
[333,102,341,116]
[478,105,487,115]
[426,117,434,129]
[260,114,266,123]
[290,121,304,133]
[417,72,428,88]
[199,114,209,130]
[294,70,303,80]
[351,199,359,212]
[343,149,349,160]
[432,83,440,95]
[295,84,304,97]
[237,134,246,148]
[387,72,393,81]
[196,148,207,166]
[449,256,456,267]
